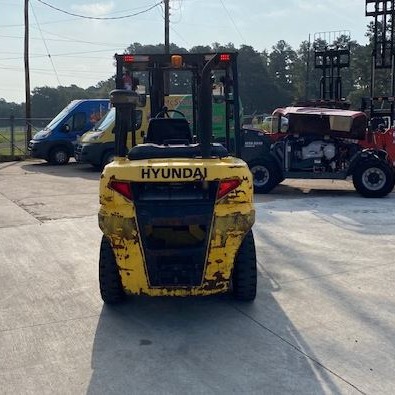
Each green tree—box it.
[267,40,296,106]
[0,99,23,118]
[190,45,212,53]
[237,45,281,114]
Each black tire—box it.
[232,230,257,301]
[48,147,70,165]
[352,160,394,198]
[99,236,125,304]
[249,160,281,193]
[101,151,115,169]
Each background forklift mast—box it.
[297,31,351,109]
[364,0,395,128]
[314,30,351,102]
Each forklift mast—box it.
[313,30,351,101]
[113,52,241,158]
[364,0,395,127]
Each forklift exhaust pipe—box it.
[199,55,218,158]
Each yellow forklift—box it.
[98,52,256,303]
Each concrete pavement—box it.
[0,160,394,394]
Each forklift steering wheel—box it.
[155,109,186,119]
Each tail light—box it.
[217,179,241,200]
[109,180,133,200]
[109,179,240,201]
[123,55,134,63]
[219,54,231,62]
[123,55,150,63]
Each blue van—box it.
[28,99,110,165]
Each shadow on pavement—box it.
[21,160,101,181]
[87,278,344,394]
[254,182,358,204]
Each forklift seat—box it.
[128,143,228,160]
[128,116,229,160]
[145,118,192,145]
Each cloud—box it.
[71,1,115,17]
[294,0,328,12]
[294,0,362,14]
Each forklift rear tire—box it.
[232,230,257,301]
[99,236,125,304]
[352,160,394,198]
[249,160,281,194]
[49,147,70,165]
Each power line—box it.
[170,0,183,24]
[0,17,80,28]
[0,47,129,62]
[170,26,190,46]
[0,66,112,79]
[0,32,130,48]
[0,65,113,76]
[35,0,163,20]
[218,0,246,43]
[29,27,134,48]
[30,1,61,85]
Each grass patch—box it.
[0,128,27,158]
[0,146,27,156]
[0,129,26,144]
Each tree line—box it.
[0,24,387,122]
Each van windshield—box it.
[93,107,143,131]
[44,102,76,131]
[94,108,115,131]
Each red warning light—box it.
[219,54,231,62]
[123,55,134,63]
[123,55,150,63]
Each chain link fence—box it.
[0,117,51,161]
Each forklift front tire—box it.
[232,230,257,301]
[99,236,125,304]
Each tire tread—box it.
[99,236,125,304]
[232,230,257,301]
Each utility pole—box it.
[24,0,32,145]
[305,34,311,101]
[164,0,170,54]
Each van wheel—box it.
[99,236,125,304]
[101,151,115,169]
[352,160,394,198]
[49,147,70,165]
[249,160,281,193]
[232,230,257,301]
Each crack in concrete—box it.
[230,304,367,394]
[0,191,42,224]
[0,313,100,334]
[279,261,395,285]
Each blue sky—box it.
[1,0,370,103]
